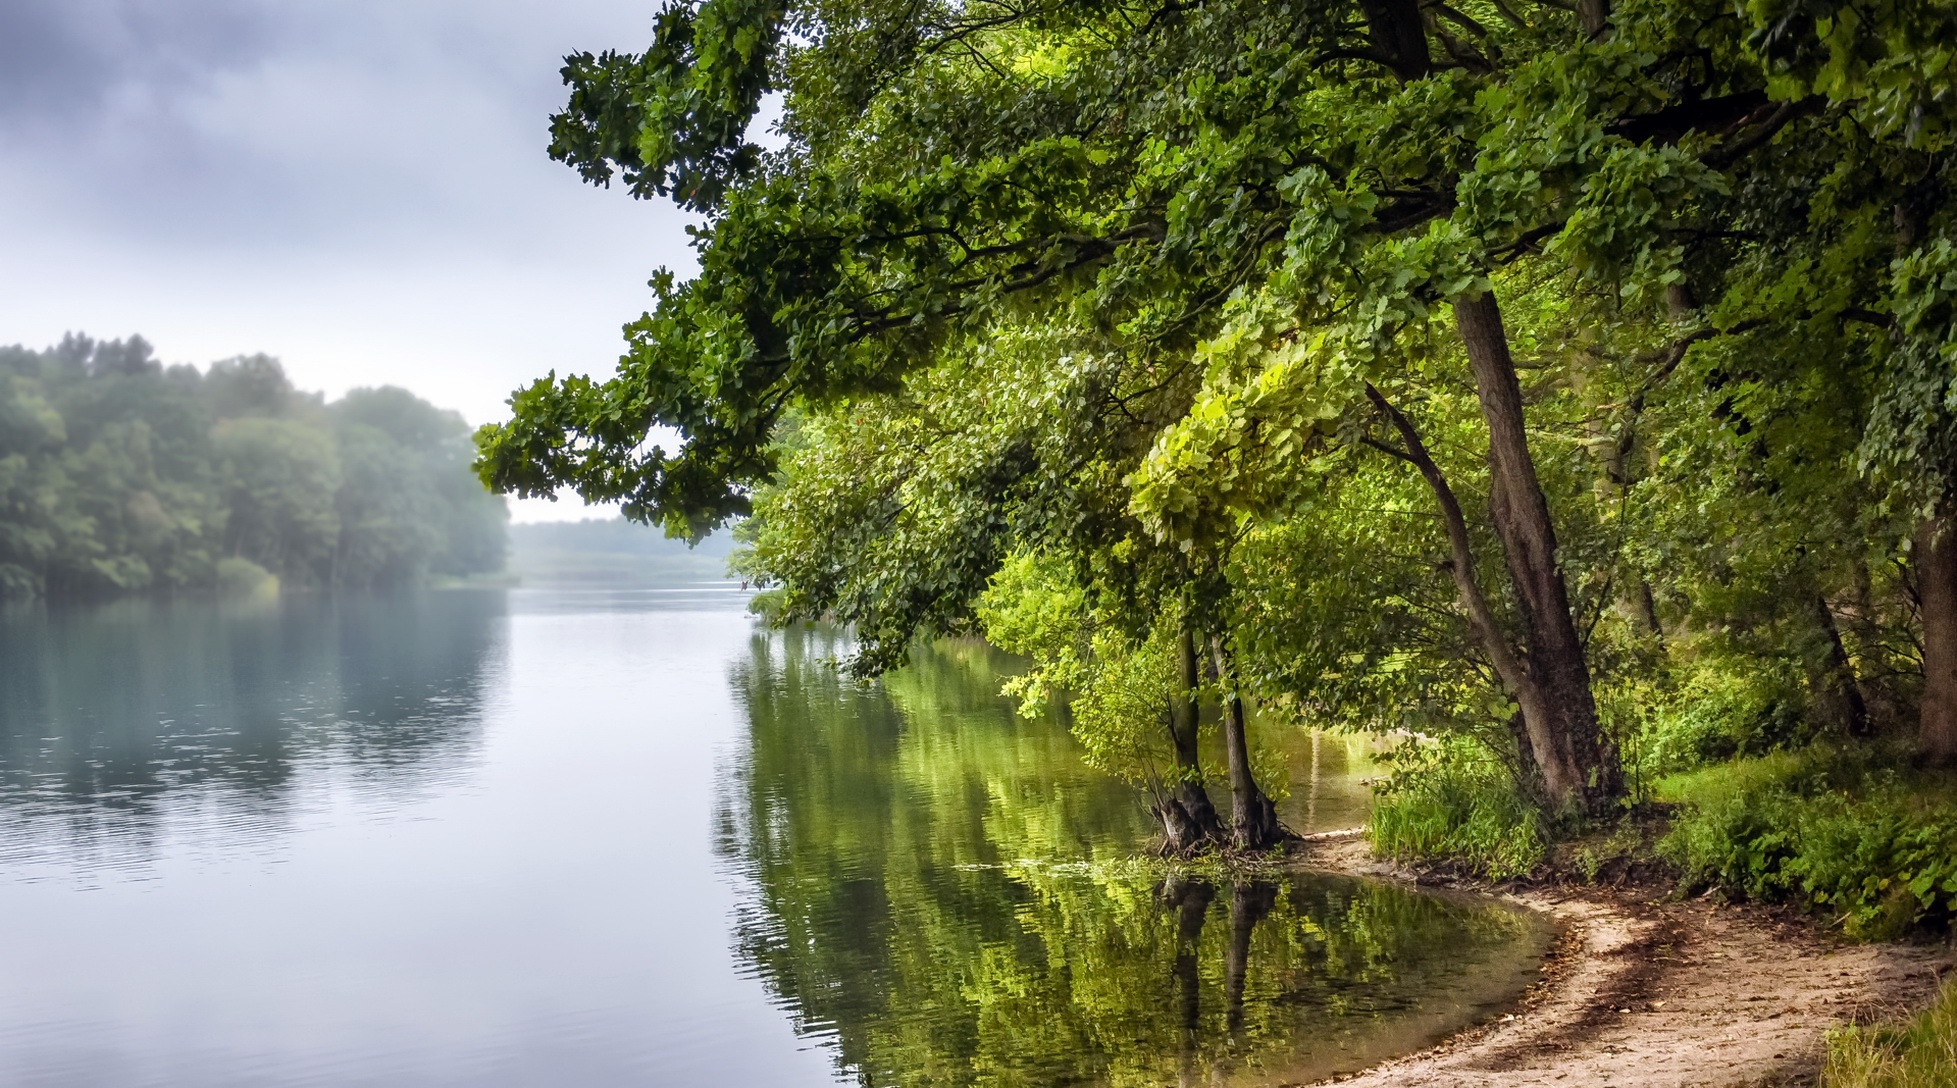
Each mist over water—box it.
[0,588,1548,1087]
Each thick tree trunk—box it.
[1919,513,1957,763]
[1210,635,1284,851]
[1365,382,1595,810]
[1456,292,1621,811]
[1577,0,1609,37]
[1357,0,1431,81]
[1505,709,1546,804]
[1153,794,1204,855]
[1807,595,1870,737]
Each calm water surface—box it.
[0,587,1550,1086]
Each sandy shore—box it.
[1291,831,1953,1088]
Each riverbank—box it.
[1291,830,1953,1088]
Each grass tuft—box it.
[1366,738,1545,880]
[1825,981,1957,1088]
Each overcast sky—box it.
[0,0,699,521]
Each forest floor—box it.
[1292,830,1954,1088]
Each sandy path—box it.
[1296,833,1953,1088]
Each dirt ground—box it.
[1293,831,1954,1088]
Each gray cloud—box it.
[0,0,274,127]
[0,1,677,252]
[0,1,693,523]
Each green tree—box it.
[214,416,344,583]
[481,0,1957,809]
[0,336,506,599]
[330,387,509,585]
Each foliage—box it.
[1367,737,1548,881]
[1658,749,1957,939]
[979,552,1185,787]
[720,320,1137,676]
[0,335,505,598]
[1227,474,1516,741]
[1631,666,1820,779]
[485,0,1957,856]
[1826,980,1957,1088]
[214,556,278,598]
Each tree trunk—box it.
[1171,629,1225,842]
[1632,579,1664,643]
[1365,382,1595,811]
[1577,0,1609,37]
[1210,635,1284,851]
[1807,594,1870,737]
[1505,709,1547,804]
[1357,0,1431,81]
[1919,513,1957,763]
[1455,291,1621,811]
[1153,794,1205,855]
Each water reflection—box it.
[0,590,506,873]
[718,628,1552,1087]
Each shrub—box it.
[1658,749,1957,939]
[1367,738,1545,880]
[1634,667,1815,779]
[215,557,278,598]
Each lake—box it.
[0,586,1552,1087]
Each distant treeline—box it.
[507,517,732,585]
[0,335,506,599]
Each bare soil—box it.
[1291,831,1954,1088]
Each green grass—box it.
[1826,980,1957,1088]
[1366,739,1546,880]
[1657,747,1957,939]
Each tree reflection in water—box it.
[718,628,1551,1088]
[0,590,506,868]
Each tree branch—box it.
[1703,97,1821,169]
[1608,317,1764,482]
[1363,383,1529,693]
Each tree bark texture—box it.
[1919,513,1957,763]
[1577,0,1610,37]
[1172,630,1225,841]
[1210,635,1284,851]
[1455,291,1622,810]
[1357,0,1430,81]
[1154,795,1204,855]
[1366,382,1578,805]
[1155,633,1227,852]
